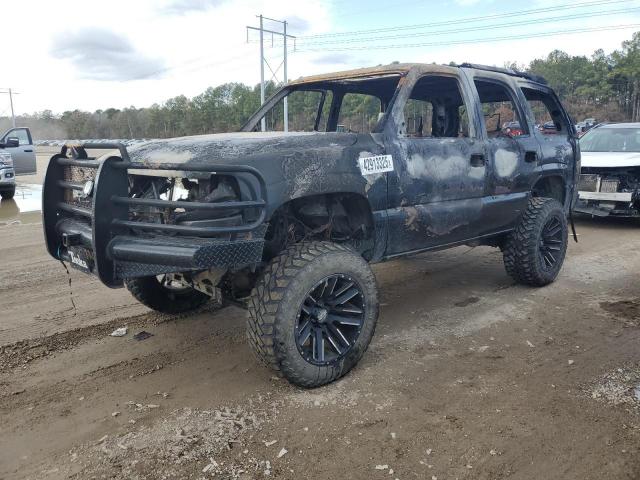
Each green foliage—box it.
[526,32,640,122]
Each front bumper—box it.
[43,143,268,287]
[578,191,632,202]
[575,190,639,217]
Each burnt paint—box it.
[105,64,577,265]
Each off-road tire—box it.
[247,241,379,388]
[502,197,568,286]
[1,187,15,200]
[125,276,209,314]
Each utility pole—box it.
[246,16,296,132]
[8,89,15,128]
[0,88,18,127]
[259,15,265,132]
[283,20,288,133]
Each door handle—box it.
[24,149,33,152]
[525,151,538,163]
[470,154,486,167]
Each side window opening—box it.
[247,74,401,133]
[402,76,469,138]
[262,89,333,132]
[521,87,566,135]
[337,93,382,134]
[3,128,30,145]
[474,80,526,138]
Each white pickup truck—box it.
[1,127,37,175]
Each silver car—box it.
[1,127,36,175]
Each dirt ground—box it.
[1,151,639,479]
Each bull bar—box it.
[43,143,268,287]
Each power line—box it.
[295,23,640,52]
[299,0,633,40]
[292,6,640,47]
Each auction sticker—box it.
[358,154,394,175]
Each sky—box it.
[2,0,640,115]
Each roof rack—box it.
[456,63,548,85]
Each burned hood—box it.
[125,131,358,166]
[581,151,640,169]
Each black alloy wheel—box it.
[539,216,563,269]
[295,274,365,366]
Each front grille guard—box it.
[43,142,267,287]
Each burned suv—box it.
[43,64,578,387]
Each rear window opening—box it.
[474,79,526,137]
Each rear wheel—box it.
[502,197,568,286]
[247,241,379,388]
[125,274,210,314]
[1,186,15,200]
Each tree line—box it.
[4,32,640,140]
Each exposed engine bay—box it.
[128,174,244,231]
[575,167,640,217]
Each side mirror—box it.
[4,137,19,148]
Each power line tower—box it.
[0,88,19,127]
[246,15,296,132]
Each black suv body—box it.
[43,63,579,387]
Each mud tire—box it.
[503,197,568,286]
[247,241,379,388]
[125,275,210,314]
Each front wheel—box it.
[503,197,568,286]
[247,241,379,388]
[125,274,210,314]
[1,186,15,200]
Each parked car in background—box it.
[0,151,15,199]
[575,118,598,137]
[1,128,37,175]
[575,123,640,217]
[502,121,524,136]
[541,121,558,134]
[584,118,598,128]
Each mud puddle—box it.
[0,184,42,225]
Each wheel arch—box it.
[263,191,377,261]
[531,174,567,208]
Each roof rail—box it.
[456,63,548,85]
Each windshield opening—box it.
[244,74,402,133]
[580,127,640,152]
